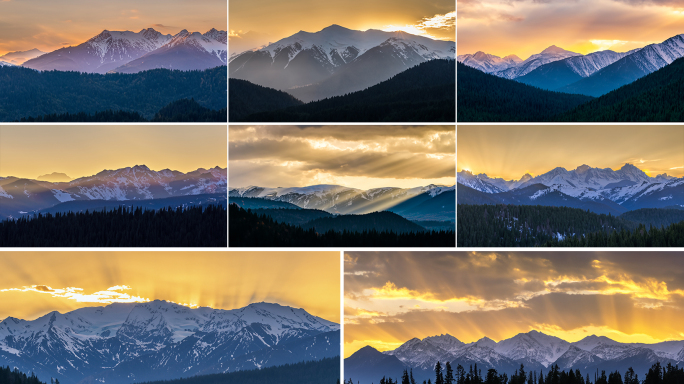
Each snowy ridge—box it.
[84,29,172,62]
[460,164,684,209]
[457,171,505,194]
[457,51,521,73]
[231,24,454,69]
[494,45,582,79]
[0,61,15,67]
[229,183,454,214]
[0,165,227,219]
[381,331,684,375]
[562,49,638,77]
[21,27,225,73]
[0,301,338,384]
[626,34,684,74]
[161,29,227,63]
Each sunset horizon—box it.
[458,0,684,60]
[0,252,340,323]
[345,251,684,358]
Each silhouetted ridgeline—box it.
[0,366,46,384]
[229,204,454,247]
[457,204,684,247]
[0,205,227,247]
[0,66,226,121]
[347,361,684,384]
[237,59,455,122]
[228,78,303,121]
[138,357,340,384]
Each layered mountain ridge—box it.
[229,24,454,102]
[230,184,455,221]
[346,331,684,382]
[458,32,684,96]
[0,165,227,219]
[0,301,339,384]
[458,163,684,214]
[21,27,226,74]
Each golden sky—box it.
[458,125,684,180]
[0,125,227,180]
[229,125,455,190]
[458,0,684,59]
[229,0,455,55]
[0,251,340,323]
[0,0,226,56]
[344,251,684,358]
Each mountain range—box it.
[230,184,455,221]
[0,301,339,384]
[0,165,227,220]
[458,164,683,214]
[229,24,454,103]
[18,27,226,74]
[0,49,45,65]
[458,33,684,97]
[346,331,684,383]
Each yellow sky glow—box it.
[229,0,454,54]
[0,0,226,56]
[458,126,684,180]
[458,0,684,59]
[0,252,340,323]
[344,251,684,358]
[0,126,227,180]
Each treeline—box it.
[229,204,454,247]
[0,205,227,247]
[560,56,684,122]
[0,366,45,384]
[348,362,684,384]
[0,66,226,121]
[16,99,226,122]
[457,62,593,122]
[139,357,340,384]
[241,59,455,122]
[546,222,684,247]
[457,204,637,247]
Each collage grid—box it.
[1,0,683,383]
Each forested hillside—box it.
[0,366,46,384]
[560,56,684,121]
[0,66,227,121]
[457,204,684,247]
[228,78,303,121]
[457,62,593,122]
[240,59,455,122]
[17,99,226,122]
[229,204,454,247]
[0,205,227,247]
[139,358,340,384]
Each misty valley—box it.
[229,185,455,247]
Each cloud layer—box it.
[345,251,684,357]
[229,126,455,189]
[458,0,684,58]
